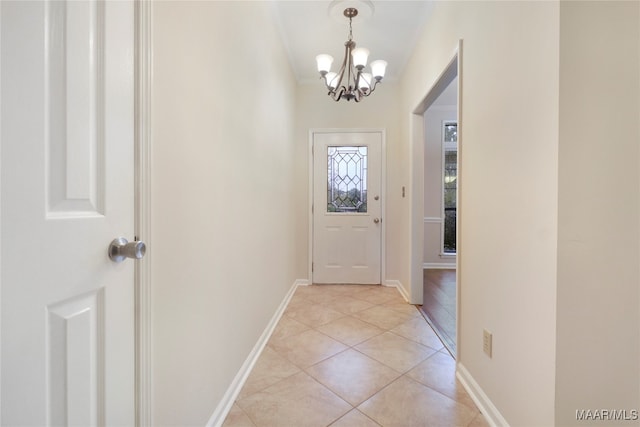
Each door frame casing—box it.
[308,128,387,285]
[1,4,4,421]
[409,40,462,352]
[135,0,153,425]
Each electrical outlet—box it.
[483,329,492,357]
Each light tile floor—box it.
[222,285,489,427]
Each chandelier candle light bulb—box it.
[359,73,373,90]
[316,54,334,74]
[351,47,369,69]
[326,72,339,89]
[315,7,387,102]
[370,59,388,80]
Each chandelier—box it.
[315,7,387,102]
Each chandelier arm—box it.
[365,80,378,94]
[332,41,351,93]
[355,68,363,92]
[354,90,362,102]
[361,72,373,90]
[370,78,383,93]
[320,75,331,91]
[331,86,344,102]
[346,46,355,94]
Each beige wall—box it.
[293,83,407,289]
[151,2,298,424]
[556,1,640,425]
[401,1,560,425]
[402,1,640,425]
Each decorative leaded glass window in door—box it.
[327,146,368,213]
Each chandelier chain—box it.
[348,17,353,41]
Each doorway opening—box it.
[410,43,461,358]
[421,76,458,355]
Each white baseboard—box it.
[206,279,305,427]
[423,263,456,269]
[384,279,409,302]
[456,363,509,427]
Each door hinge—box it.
[312,204,314,214]
[312,263,314,272]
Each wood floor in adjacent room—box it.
[420,269,457,357]
[222,284,485,427]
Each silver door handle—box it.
[109,237,146,262]
[373,218,380,224]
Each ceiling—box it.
[271,0,434,84]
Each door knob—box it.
[373,218,380,224]
[109,237,146,262]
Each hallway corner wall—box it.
[555,2,640,424]
[150,2,299,424]
[400,2,560,425]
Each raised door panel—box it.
[47,290,105,426]
[47,0,106,217]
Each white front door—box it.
[1,1,136,425]
[312,130,383,284]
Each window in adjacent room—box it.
[442,121,457,254]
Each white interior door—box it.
[1,1,136,425]
[312,131,383,284]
